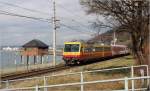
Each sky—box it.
[0,0,103,46]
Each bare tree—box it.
[81,0,149,66]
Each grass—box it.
[1,55,142,90]
[83,55,134,70]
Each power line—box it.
[56,3,94,33]
[0,10,52,22]
[0,1,93,34]
[56,2,89,22]
[0,1,50,15]
[60,23,93,35]
[0,10,92,35]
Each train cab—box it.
[63,42,82,65]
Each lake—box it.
[0,50,63,70]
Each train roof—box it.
[64,41,82,44]
[64,41,111,47]
[64,42,127,48]
[111,45,127,47]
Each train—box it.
[62,41,129,65]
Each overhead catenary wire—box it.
[60,23,93,35]
[61,17,93,33]
[0,1,50,15]
[0,1,87,26]
[0,10,52,23]
[0,8,93,35]
[0,1,94,34]
[56,2,89,23]
[56,2,94,33]
[0,1,95,35]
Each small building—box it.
[22,39,49,56]
[21,39,49,69]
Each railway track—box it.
[1,54,129,81]
[1,64,70,81]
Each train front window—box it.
[64,44,80,52]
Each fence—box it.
[1,65,149,91]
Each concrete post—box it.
[37,56,39,63]
[146,65,149,87]
[27,56,29,71]
[44,76,47,91]
[124,77,128,91]
[35,85,39,91]
[6,80,9,88]
[131,66,134,91]
[21,55,23,64]
[42,56,44,64]
[80,72,84,91]
[36,56,38,69]
[34,56,36,65]
[140,69,145,87]
[40,56,42,64]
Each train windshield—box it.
[64,44,80,52]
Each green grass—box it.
[2,55,140,90]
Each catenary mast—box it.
[52,0,57,66]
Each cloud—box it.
[0,0,97,46]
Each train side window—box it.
[89,48,93,52]
[84,48,88,52]
[84,47,92,52]
[104,47,111,51]
[95,47,103,52]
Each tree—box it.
[81,0,149,66]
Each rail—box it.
[1,65,149,91]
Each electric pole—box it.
[52,0,56,66]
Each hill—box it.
[88,30,131,46]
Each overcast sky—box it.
[0,0,103,46]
